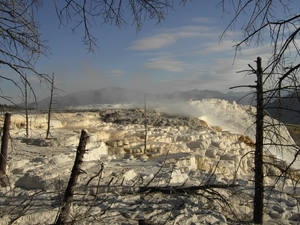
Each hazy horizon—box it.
[1,1,298,104]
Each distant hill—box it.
[30,86,300,124]
[36,87,146,109]
[266,91,300,124]
[151,89,253,104]
[225,91,256,104]
[34,86,253,109]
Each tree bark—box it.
[253,57,264,224]
[24,75,29,139]
[138,183,238,194]
[0,113,11,187]
[144,93,147,154]
[46,73,54,139]
[55,129,89,225]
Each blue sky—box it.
[2,0,299,104]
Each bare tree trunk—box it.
[24,75,29,139]
[55,129,89,225]
[253,57,264,224]
[46,73,54,139]
[144,94,147,154]
[0,113,11,187]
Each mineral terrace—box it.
[0,100,299,224]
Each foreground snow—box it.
[0,99,299,224]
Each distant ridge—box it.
[37,87,146,109]
[155,89,252,103]
[35,86,253,109]
[266,91,300,124]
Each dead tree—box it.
[230,57,265,224]
[0,1,49,103]
[144,93,147,154]
[220,2,300,222]
[231,55,300,224]
[21,74,30,139]
[0,113,11,187]
[46,73,55,139]
[253,57,264,224]
[55,129,89,225]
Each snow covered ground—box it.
[0,99,299,224]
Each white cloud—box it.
[199,40,235,54]
[127,26,218,51]
[127,33,178,50]
[234,45,273,61]
[109,70,124,77]
[154,45,273,93]
[143,56,186,72]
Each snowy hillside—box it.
[0,99,299,224]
